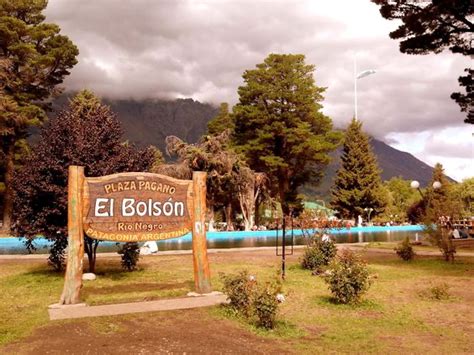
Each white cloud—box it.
[44,0,472,180]
[387,126,474,182]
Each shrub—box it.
[117,242,140,271]
[301,237,337,271]
[253,281,281,329]
[323,249,372,304]
[425,224,456,262]
[48,237,68,272]
[422,283,451,301]
[220,270,256,316]
[220,271,283,329]
[394,237,416,261]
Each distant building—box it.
[303,201,335,218]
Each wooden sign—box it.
[83,172,193,242]
[59,166,212,305]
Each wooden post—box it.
[192,171,212,294]
[60,166,85,304]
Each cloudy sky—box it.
[45,0,473,182]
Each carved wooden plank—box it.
[60,166,85,305]
[191,172,212,294]
[83,172,193,242]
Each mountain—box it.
[47,96,218,153]
[102,98,219,151]
[48,96,438,199]
[305,138,437,201]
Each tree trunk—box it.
[278,172,290,217]
[238,175,256,231]
[1,142,15,232]
[238,192,252,231]
[191,172,212,294]
[84,237,99,273]
[243,218,251,231]
[93,240,99,270]
[255,198,261,227]
[60,166,85,305]
[224,203,233,231]
[208,207,215,231]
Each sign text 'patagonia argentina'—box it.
[83,172,193,242]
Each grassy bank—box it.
[1,247,473,353]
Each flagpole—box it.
[354,55,358,121]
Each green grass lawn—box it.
[1,248,473,353]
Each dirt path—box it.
[2,308,292,354]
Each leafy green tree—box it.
[207,102,233,135]
[452,177,474,215]
[407,199,426,224]
[206,102,269,229]
[331,119,388,221]
[12,91,154,271]
[371,0,473,123]
[383,177,421,222]
[232,53,341,217]
[422,163,460,262]
[425,163,459,220]
[0,0,79,230]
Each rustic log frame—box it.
[191,172,212,294]
[60,166,85,304]
[59,166,212,305]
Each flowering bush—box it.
[323,249,372,304]
[220,270,256,316]
[253,282,281,329]
[301,237,337,271]
[220,271,283,329]
[276,293,285,303]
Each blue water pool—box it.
[0,225,424,254]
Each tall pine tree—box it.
[0,0,79,230]
[331,118,387,221]
[232,54,341,216]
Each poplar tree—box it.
[0,0,79,230]
[232,54,341,216]
[331,118,387,220]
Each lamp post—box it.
[354,55,376,120]
[411,180,442,222]
[364,207,374,224]
[410,180,442,199]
